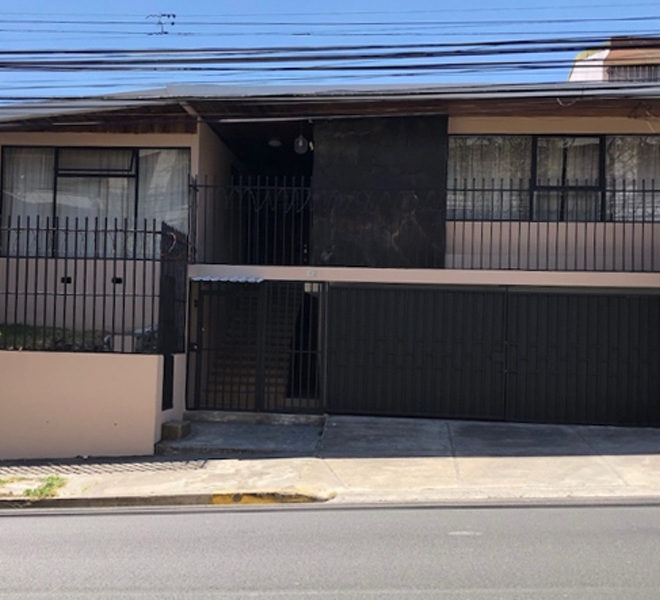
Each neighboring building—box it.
[1,81,660,459]
[569,37,660,82]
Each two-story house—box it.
[1,81,659,459]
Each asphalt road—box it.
[1,503,660,599]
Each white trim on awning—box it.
[190,275,264,283]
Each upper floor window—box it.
[447,136,531,220]
[533,136,602,221]
[448,135,660,222]
[2,146,190,231]
[1,146,190,256]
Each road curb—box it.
[0,489,336,509]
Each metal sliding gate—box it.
[188,282,660,426]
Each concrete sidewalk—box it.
[2,415,660,507]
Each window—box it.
[532,136,603,222]
[606,136,660,222]
[449,135,660,222]
[447,136,531,220]
[1,146,190,255]
[55,148,138,226]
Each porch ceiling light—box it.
[294,134,309,154]
[268,137,282,148]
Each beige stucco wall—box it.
[194,121,238,262]
[197,121,234,183]
[446,221,660,272]
[449,116,660,135]
[0,351,164,459]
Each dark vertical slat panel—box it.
[42,216,50,349]
[537,293,548,420]
[509,291,521,419]
[445,289,458,416]
[71,218,79,349]
[583,293,595,423]
[604,294,614,422]
[2,217,9,349]
[61,217,68,347]
[641,296,652,422]
[13,216,21,348]
[326,285,506,419]
[629,295,641,424]
[109,218,117,346]
[575,294,587,422]
[505,290,660,426]
[81,217,89,350]
[32,216,40,349]
[507,292,521,420]
[93,217,102,346]
[22,216,30,349]
[52,216,59,347]
[610,294,622,423]
[592,294,604,423]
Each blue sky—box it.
[2,0,660,97]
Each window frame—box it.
[446,134,533,221]
[530,135,607,222]
[1,144,190,224]
[446,133,660,223]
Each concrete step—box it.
[155,418,324,457]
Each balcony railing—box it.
[191,177,660,272]
[446,178,660,272]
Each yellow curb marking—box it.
[211,491,332,504]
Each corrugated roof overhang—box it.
[2,81,660,129]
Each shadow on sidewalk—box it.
[3,416,660,474]
[318,416,660,459]
[157,415,660,460]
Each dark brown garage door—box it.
[506,290,660,426]
[326,285,660,426]
[326,285,507,420]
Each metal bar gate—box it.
[188,280,324,413]
[187,282,660,426]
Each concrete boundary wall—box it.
[0,351,167,459]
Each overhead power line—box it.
[0,34,655,73]
[0,14,658,26]
[0,29,658,97]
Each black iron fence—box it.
[190,177,659,272]
[190,176,312,265]
[190,177,446,268]
[446,178,660,271]
[447,178,660,222]
[0,216,187,353]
